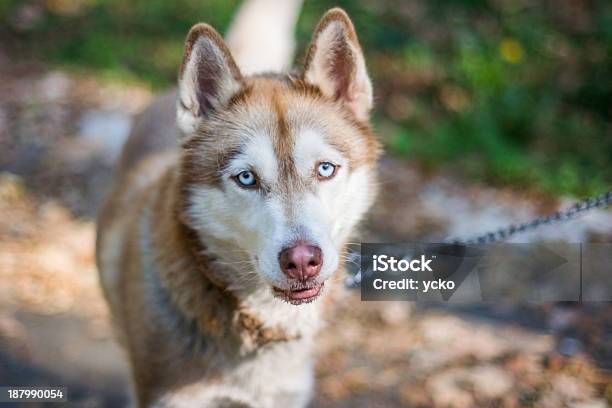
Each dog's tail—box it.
[225,0,304,75]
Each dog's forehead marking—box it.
[182,78,378,197]
[270,90,299,187]
[228,88,349,189]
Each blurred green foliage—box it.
[2,0,611,196]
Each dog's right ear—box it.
[177,23,243,136]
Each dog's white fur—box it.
[226,0,304,75]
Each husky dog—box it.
[96,0,380,406]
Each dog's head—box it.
[176,9,380,304]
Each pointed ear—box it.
[303,8,373,121]
[177,23,243,135]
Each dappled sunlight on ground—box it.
[0,51,611,407]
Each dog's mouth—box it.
[272,282,324,305]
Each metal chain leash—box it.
[344,190,612,288]
[454,190,612,245]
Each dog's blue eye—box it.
[236,171,257,187]
[317,162,336,179]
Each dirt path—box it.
[1,56,611,407]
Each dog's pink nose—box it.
[279,244,322,281]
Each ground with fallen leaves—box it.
[0,48,611,407]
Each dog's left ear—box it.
[177,23,243,136]
[304,8,373,121]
